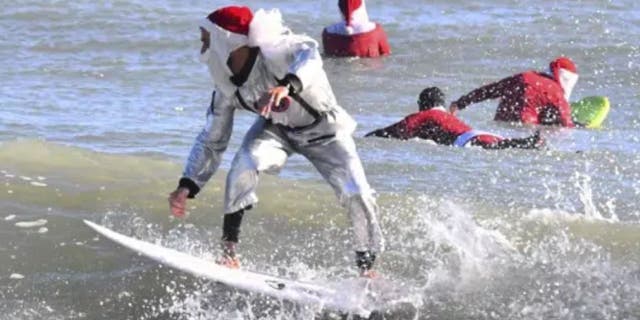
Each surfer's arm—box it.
[365,120,410,139]
[455,75,519,110]
[285,38,323,93]
[262,38,322,115]
[365,127,396,138]
[179,90,235,198]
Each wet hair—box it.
[418,87,445,111]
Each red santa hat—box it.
[338,0,363,26]
[205,6,253,35]
[199,6,252,50]
[549,56,579,100]
[550,57,578,78]
[199,6,285,49]
[337,0,371,35]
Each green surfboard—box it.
[571,96,610,128]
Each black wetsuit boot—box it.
[222,209,244,243]
[487,131,543,150]
[220,209,246,259]
[355,251,377,273]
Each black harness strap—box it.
[209,91,217,113]
[234,89,255,112]
[228,48,260,87]
[279,96,324,133]
[273,77,325,133]
[275,77,322,121]
[233,79,326,133]
[307,134,335,144]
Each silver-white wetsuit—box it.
[179,32,384,253]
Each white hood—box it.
[199,9,300,94]
[199,17,249,93]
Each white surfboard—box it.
[83,220,375,317]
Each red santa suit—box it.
[453,57,579,127]
[322,0,391,58]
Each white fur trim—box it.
[248,9,286,47]
[324,21,375,35]
[345,25,355,35]
[559,69,578,101]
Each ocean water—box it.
[1,0,639,319]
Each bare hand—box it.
[449,102,459,115]
[168,187,190,218]
[260,86,289,117]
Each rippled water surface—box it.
[1,0,639,319]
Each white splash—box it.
[415,199,516,288]
[525,208,584,223]
[575,172,618,222]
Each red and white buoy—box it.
[322,0,391,58]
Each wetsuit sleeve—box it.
[284,38,323,93]
[179,90,235,198]
[455,75,519,110]
[557,99,575,128]
[365,119,411,139]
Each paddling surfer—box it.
[449,57,580,127]
[366,87,545,150]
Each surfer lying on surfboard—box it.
[449,57,581,127]
[365,87,545,149]
[168,5,384,278]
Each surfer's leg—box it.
[483,130,544,150]
[223,121,291,249]
[300,135,385,271]
[222,209,246,243]
[224,120,291,214]
[218,122,291,267]
[220,208,245,267]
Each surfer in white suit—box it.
[168,6,384,277]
